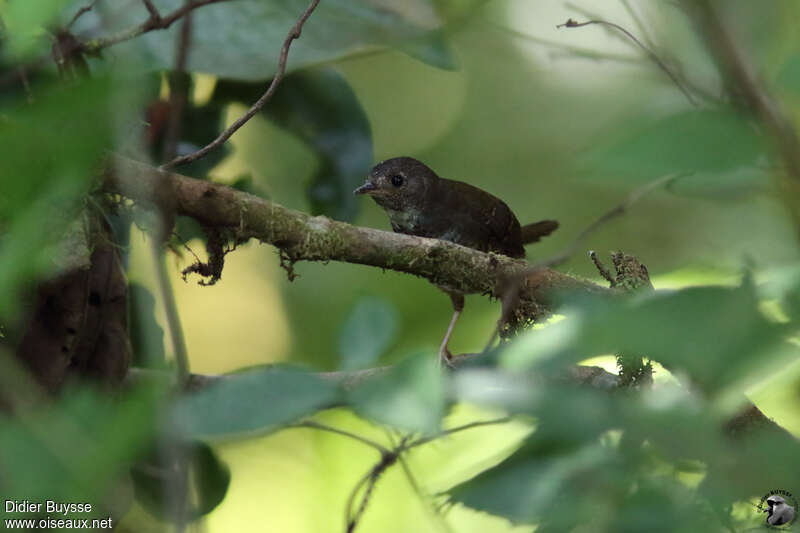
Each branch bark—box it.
[106,155,603,304]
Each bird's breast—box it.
[385,207,424,235]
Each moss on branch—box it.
[106,155,602,307]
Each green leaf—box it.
[0,76,122,317]
[0,384,159,508]
[503,283,789,396]
[131,441,231,521]
[449,439,619,526]
[173,367,341,438]
[776,54,800,94]
[2,0,69,59]
[346,352,444,434]
[216,68,373,221]
[447,383,736,530]
[338,296,398,370]
[65,0,461,79]
[582,109,764,177]
[397,30,459,71]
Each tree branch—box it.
[107,155,602,303]
[80,0,231,54]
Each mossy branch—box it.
[106,155,603,308]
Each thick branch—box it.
[107,156,601,302]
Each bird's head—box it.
[354,157,437,211]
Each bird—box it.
[354,156,558,366]
[766,495,795,526]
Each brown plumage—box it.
[354,157,558,365]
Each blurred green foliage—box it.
[338,296,398,370]
[0,76,120,317]
[1,0,800,532]
[0,384,161,520]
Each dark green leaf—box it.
[338,296,398,370]
[346,352,444,434]
[131,441,231,521]
[174,367,341,438]
[265,68,373,221]
[215,68,373,221]
[64,0,460,79]
[449,439,620,526]
[503,283,789,395]
[398,30,459,71]
[146,100,230,177]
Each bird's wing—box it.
[438,178,523,257]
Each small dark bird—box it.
[354,156,558,365]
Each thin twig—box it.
[67,0,101,29]
[620,0,655,49]
[395,454,455,533]
[403,417,514,450]
[140,0,162,21]
[557,18,698,106]
[151,239,191,384]
[589,250,615,284]
[534,172,689,270]
[484,172,688,351]
[81,0,230,53]
[288,421,390,454]
[161,0,321,170]
[162,9,193,162]
[490,22,643,65]
[344,466,377,533]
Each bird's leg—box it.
[438,292,465,368]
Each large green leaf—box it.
[346,352,445,434]
[502,282,790,396]
[131,441,231,521]
[173,367,341,438]
[338,296,398,370]
[64,0,458,80]
[214,67,373,221]
[582,109,764,177]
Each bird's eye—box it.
[391,174,404,187]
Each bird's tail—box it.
[520,220,559,244]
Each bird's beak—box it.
[353,182,377,195]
